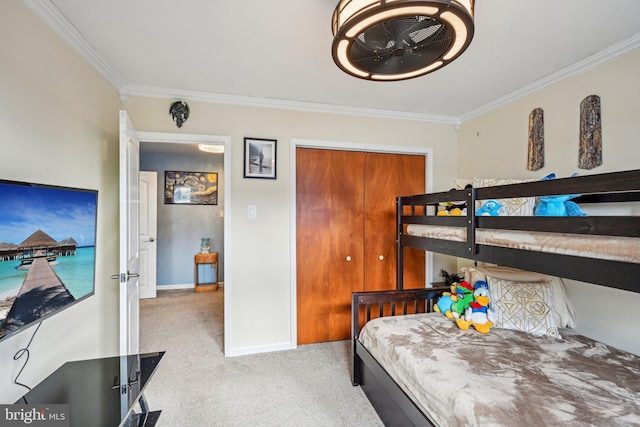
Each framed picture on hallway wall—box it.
[243,137,277,179]
[164,171,218,205]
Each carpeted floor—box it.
[140,289,384,426]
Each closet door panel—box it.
[296,148,332,344]
[329,151,365,340]
[364,152,425,291]
[296,149,365,343]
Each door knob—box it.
[110,272,140,282]
[378,255,384,261]
[148,237,155,242]
[346,256,352,262]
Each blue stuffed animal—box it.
[534,173,587,217]
[476,199,503,216]
[434,289,456,319]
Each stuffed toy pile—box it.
[433,272,475,320]
[435,279,492,333]
[437,201,467,216]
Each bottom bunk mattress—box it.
[358,313,640,426]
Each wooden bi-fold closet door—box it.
[364,152,426,292]
[296,149,365,344]
[296,148,425,344]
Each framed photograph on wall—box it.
[244,137,277,179]
[164,171,218,205]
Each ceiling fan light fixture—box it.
[372,60,442,81]
[198,144,224,154]
[331,0,474,81]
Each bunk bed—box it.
[351,169,640,426]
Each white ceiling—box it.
[27,0,640,124]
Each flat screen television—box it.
[0,179,97,342]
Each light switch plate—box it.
[248,205,257,220]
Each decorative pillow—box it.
[472,178,535,217]
[487,277,561,338]
[462,265,575,328]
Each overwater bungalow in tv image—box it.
[0,229,79,339]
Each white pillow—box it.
[462,265,575,328]
[487,277,561,338]
[454,178,474,190]
[472,178,535,217]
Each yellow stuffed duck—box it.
[456,281,495,334]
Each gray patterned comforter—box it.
[358,313,640,426]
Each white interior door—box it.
[139,171,157,299]
[119,110,140,357]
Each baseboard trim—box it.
[225,341,295,357]
[157,282,224,291]
[157,284,194,290]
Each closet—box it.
[296,148,425,344]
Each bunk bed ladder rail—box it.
[396,189,476,289]
[466,188,476,256]
[396,196,405,290]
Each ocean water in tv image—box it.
[48,246,95,298]
[0,247,94,300]
[0,260,24,300]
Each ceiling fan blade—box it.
[360,23,393,49]
[387,16,424,42]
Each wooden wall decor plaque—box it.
[527,108,544,171]
[579,95,602,170]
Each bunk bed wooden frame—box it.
[351,169,640,426]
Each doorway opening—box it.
[137,131,231,355]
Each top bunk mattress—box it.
[359,312,640,427]
[406,225,640,264]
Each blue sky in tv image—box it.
[0,182,96,247]
[0,181,97,324]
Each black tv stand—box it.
[17,351,165,427]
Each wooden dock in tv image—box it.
[0,255,75,338]
[0,229,80,339]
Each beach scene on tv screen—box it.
[0,182,97,339]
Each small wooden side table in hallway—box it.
[194,252,218,292]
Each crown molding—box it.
[458,32,640,123]
[122,84,458,124]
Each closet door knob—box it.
[378,255,384,261]
[346,256,352,262]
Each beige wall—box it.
[457,49,640,355]
[0,2,121,402]
[124,98,458,353]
